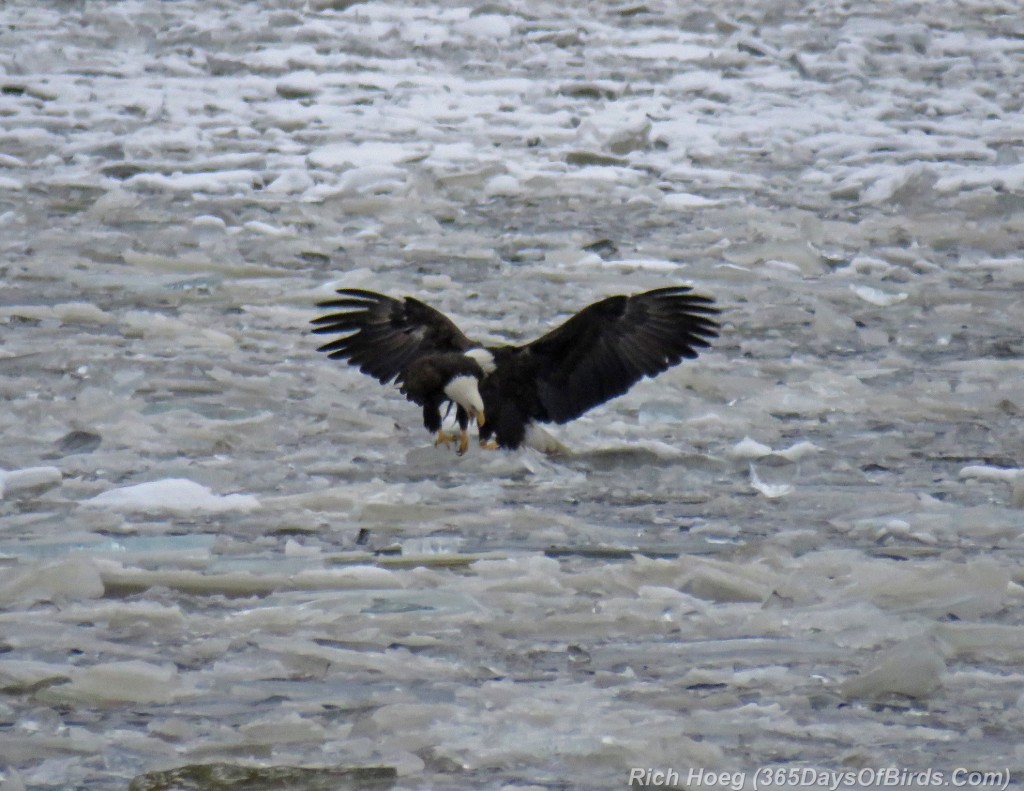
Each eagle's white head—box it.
[444,374,485,426]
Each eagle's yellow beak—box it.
[475,409,486,428]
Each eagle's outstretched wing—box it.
[310,289,474,385]
[524,286,720,424]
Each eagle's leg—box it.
[455,405,470,456]
[477,415,498,449]
[431,404,470,454]
[425,403,459,450]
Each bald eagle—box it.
[311,286,719,454]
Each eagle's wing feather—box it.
[525,286,719,424]
[311,289,474,385]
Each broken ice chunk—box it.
[840,637,945,700]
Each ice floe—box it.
[83,479,260,513]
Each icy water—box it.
[2,1,1024,789]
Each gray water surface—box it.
[1,1,1023,789]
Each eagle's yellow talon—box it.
[479,438,499,450]
[434,430,459,448]
[436,429,470,455]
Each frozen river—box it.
[1,1,1023,789]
